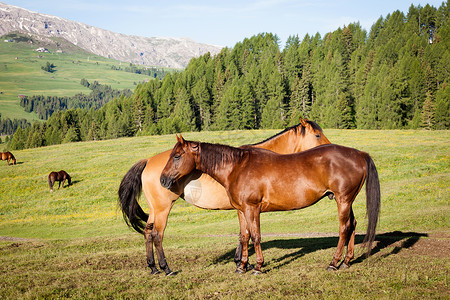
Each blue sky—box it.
[4,0,445,47]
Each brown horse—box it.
[160,135,381,274]
[48,170,72,192]
[118,118,331,275]
[1,151,16,165]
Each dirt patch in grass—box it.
[0,236,32,242]
[396,232,450,259]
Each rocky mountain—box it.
[0,2,222,69]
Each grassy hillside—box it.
[0,33,159,121]
[0,129,448,298]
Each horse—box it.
[118,118,331,275]
[1,151,16,165]
[160,135,381,274]
[48,170,72,192]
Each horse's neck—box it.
[197,144,244,188]
[253,131,297,154]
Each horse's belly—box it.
[183,174,234,210]
[261,187,324,212]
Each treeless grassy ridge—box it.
[0,129,448,299]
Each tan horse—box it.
[1,151,16,165]
[161,136,381,274]
[118,118,331,275]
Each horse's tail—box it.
[118,159,149,234]
[10,153,16,165]
[48,173,54,191]
[363,154,381,256]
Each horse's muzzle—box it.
[160,175,173,189]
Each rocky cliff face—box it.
[0,2,222,68]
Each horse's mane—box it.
[249,120,323,146]
[198,142,248,174]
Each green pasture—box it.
[0,38,152,121]
[0,129,449,298]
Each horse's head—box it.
[295,118,331,152]
[160,134,199,189]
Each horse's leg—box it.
[246,207,263,274]
[152,208,175,276]
[237,205,263,274]
[340,207,357,269]
[234,210,247,268]
[62,178,66,188]
[143,214,160,274]
[236,210,250,273]
[327,201,352,271]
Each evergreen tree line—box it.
[0,113,30,136]
[8,3,450,150]
[110,63,172,79]
[19,79,133,120]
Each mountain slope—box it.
[0,2,222,69]
[0,32,160,122]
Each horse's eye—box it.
[315,134,321,138]
[174,154,181,160]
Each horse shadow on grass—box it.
[51,179,82,190]
[213,231,427,272]
[70,179,82,186]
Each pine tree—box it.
[239,80,256,129]
[433,83,450,129]
[421,92,435,129]
[173,87,196,132]
[191,78,212,130]
[132,95,145,133]
[9,126,26,150]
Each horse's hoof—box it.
[246,264,254,271]
[251,270,263,275]
[326,265,338,271]
[235,267,246,274]
[166,271,177,276]
[150,269,161,275]
[339,262,350,270]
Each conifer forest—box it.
[7,3,450,150]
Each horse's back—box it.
[238,144,368,209]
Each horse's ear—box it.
[300,117,312,130]
[176,134,185,145]
[299,117,307,127]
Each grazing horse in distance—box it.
[118,118,331,275]
[160,135,381,274]
[1,151,16,165]
[48,170,72,192]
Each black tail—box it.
[363,154,381,256]
[118,159,149,234]
[48,176,54,190]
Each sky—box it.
[3,0,445,48]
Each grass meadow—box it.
[0,39,154,121]
[0,129,449,299]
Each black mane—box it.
[198,142,248,174]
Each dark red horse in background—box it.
[1,151,16,165]
[48,170,72,192]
